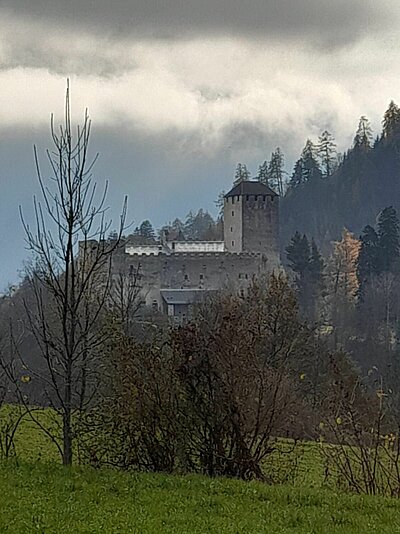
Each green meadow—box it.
[1,408,400,533]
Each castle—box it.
[112,180,280,321]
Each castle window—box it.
[184,274,189,281]
[245,274,249,280]
[199,274,204,280]
[240,289,245,298]
[230,227,233,232]
[263,195,266,201]
[231,240,234,247]
[255,195,258,200]
[232,211,234,216]
[246,195,249,200]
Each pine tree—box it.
[233,163,251,185]
[215,191,226,218]
[185,209,216,240]
[301,140,322,183]
[377,206,400,272]
[357,224,380,290]
[171,218,185,234]
[289,159,304,189]
[267,148,285,196]
[317,130,337,178]
[257,161,269,185]
[309,238,325,286]
[285,232,310,277]
[286,232,325,318]
[184,211,195,240]
[382,101,400,139]
[139,220,156,241]
[353,116,373,149]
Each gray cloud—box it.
[1,39,136,77]
[1,0,395,47]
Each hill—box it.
[281,105,400,251]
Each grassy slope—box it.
[2,408,400,533]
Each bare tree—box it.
[108,266,143,336]
[19,81,127,465]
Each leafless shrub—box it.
[320,355,400,496]
[86,274,320,482]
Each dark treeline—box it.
[124,208,223,245]
[284,205,400,386]
[281,102,400,251]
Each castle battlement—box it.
[123,251,267,259]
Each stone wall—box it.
[113,249,278,309]
[242,194,279,257]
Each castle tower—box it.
[223,181,279,260]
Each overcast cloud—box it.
[1,0,400,289]
[1,0,396,45]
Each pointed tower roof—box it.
[225,180,278,198]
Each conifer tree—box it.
[286,233,325,318]
[171,218,185,234]
[285,231,310,276]
[353,116,373,149]
[309,238,325,286]
[215,191,226,218]
[357,224,380,290]
[289,159,304,189]
[377,206,400,272]
[139,220,156,241]
[185,209,216,240]
[267,148,285,196]
[317,130,337,178]
[382,101,400,139]
[233,163,251,185]
[301,140,322,183]
[257,161,269,185]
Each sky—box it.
[1,0,400,289]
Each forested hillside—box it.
[281,103,400,251]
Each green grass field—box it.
[1,407,400,533]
